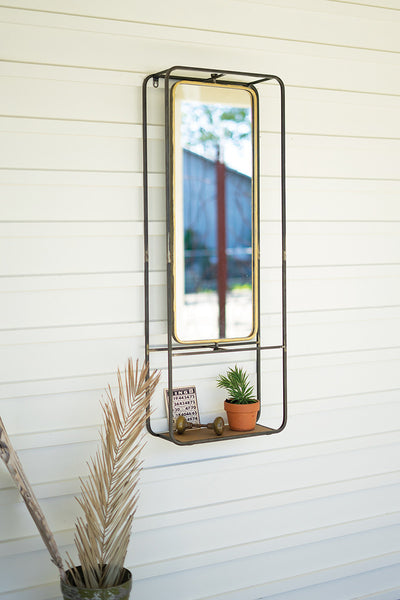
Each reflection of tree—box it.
[181,102,251,170]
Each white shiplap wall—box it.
[1,1,400,599]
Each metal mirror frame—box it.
[170,79,259,345]
[142,66,287,445]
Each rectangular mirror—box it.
[171,80,259,344]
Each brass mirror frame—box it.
[170,79,259,345]
[143,66,287,445]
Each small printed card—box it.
[164,386,200,425]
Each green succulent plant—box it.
[216,365,257,404]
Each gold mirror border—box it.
[170,80,259,345]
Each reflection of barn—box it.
[183,148,252,293]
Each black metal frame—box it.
[142,66,287,445]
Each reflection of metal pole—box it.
[216,157,226,339]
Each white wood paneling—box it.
[2,0,400,52]
[0,1,399,599]
[1,11,400,93]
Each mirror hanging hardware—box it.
[210,72,223,83]
[142,66,287,445]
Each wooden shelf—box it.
[158,423,275,445]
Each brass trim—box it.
[170,79,259,345]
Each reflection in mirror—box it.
[172,81,258,343]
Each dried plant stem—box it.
[0,417,66,582]
[66,359,160,589]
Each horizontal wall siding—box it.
[0,1,399,599]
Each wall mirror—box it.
[171,81,259,344]
[143,66,287,445]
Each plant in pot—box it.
[62,358,160,599]
[217,365,260,432]
[0,358,160,600]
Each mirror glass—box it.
[172,81,258,343]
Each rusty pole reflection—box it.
[216,156,227,339]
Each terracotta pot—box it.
[60,567,132,600]
[224,400,260,431]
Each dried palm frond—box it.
[0,417,66,581]
[66,358,160,589]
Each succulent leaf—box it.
[216,365,256,404]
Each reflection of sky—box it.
[223,139,252,177]
[181,101,252,176]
